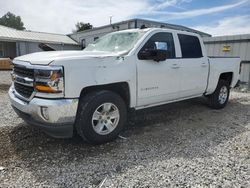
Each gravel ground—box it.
[0,71,250,187]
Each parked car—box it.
[9,28,241,144]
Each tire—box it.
[75,90,127,144]
[207,80,230,109]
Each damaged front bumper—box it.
[8,86,79,138]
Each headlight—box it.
[34,66,64,97]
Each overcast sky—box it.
[0,0,250,36]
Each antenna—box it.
[109,15,113,25]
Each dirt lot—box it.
[0,71,250,187]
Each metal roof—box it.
[203,34,250,43]
[0,25,78,45]
[71,18,211,37]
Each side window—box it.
[140,32,176,58]
[178,34,203,58]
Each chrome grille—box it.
[13,64,35,100]
[14,82,34,99]
[13,66,34,78]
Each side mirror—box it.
[138,49,168,62]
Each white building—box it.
[69,18,211,49]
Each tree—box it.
[0,12,25,30]
[74,22,93,32]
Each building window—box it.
[0,43,4,57]
[94,37,99,41]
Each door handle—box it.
[171,64,180,69]
[172,67,180,69]
[201,63,207,67]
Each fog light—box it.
[41,107,49,120]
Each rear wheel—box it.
[75,90,127,144]
[207,80,230,109]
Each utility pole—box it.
[248,65,250,90]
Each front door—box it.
[136,32,181,107]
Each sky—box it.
[0,0,250,36]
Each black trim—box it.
[240,61,250,64]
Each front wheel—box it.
[207,80,230,109]
[75,90,127,144]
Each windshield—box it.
[84,31,146,53]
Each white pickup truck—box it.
[9,28,241,144]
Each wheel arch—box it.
[79,82,131,108]
[219,72,233,87]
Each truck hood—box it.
[14,50,123,65]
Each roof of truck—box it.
[111,28,201,37]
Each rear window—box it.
[178,34,203,58]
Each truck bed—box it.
[206,57,241,94]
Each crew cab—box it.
[9,28,241,144]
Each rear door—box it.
[177,34,209,98]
